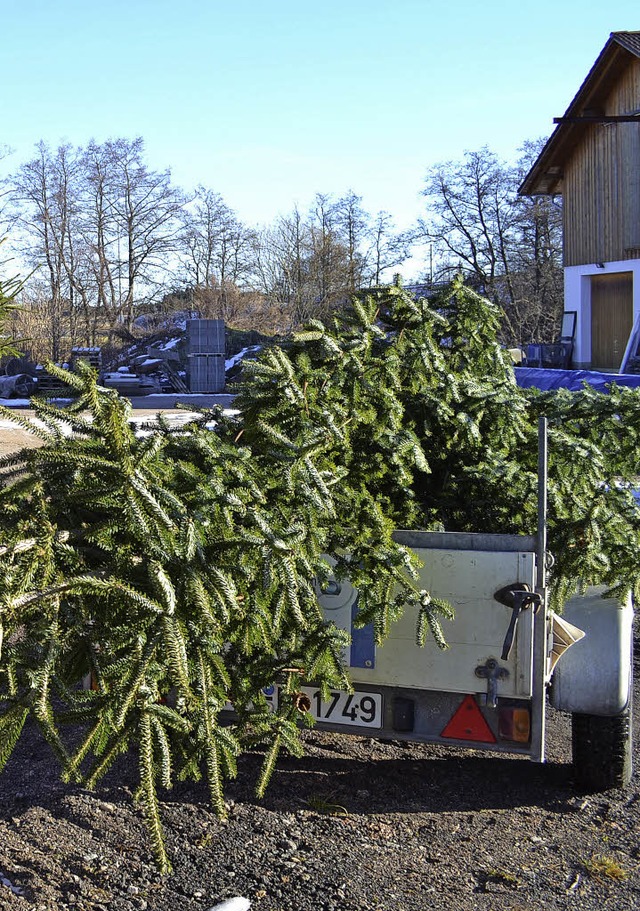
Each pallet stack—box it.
[70,347,102,373]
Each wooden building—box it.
[520,32,640,370]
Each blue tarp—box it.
[515,367,640,393]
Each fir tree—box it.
[2,279,640,870]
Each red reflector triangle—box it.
[441,694,496,743]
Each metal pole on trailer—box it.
[530,416,549,762]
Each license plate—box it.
[302,687,383,729]
[223,686,278,714]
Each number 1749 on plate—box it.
[302,687,383,729]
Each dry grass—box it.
[582,853,628,881]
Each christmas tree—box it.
[1,279,639,869]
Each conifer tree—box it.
[0,353,432,869]
[0,251,23,359]
[1,279,640,870]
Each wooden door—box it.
[590,272,633,370]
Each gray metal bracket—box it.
[475,658,510,708]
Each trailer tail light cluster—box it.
[498,705,531,743]
[441,694,496,743]
[440,695,531,746]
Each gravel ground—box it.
[0,654,638,911]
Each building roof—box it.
[519,32,640,196]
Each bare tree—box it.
[334,190,369,291]
[182,188,224,285]
[180,186,253,321]
[251,207,314,327]
[367,210,412,286]
[8,138,187,357]
[510,140,564,342]
[417,145,563,344]
[11,278,72,364]
[307,193,343,310]
[11,142,82,360]
[250,198,349,327]
[8,137,416,346]
[98,138,185,331]
[250,193,411,328]
[418,148,517,294]
[0,145,15,236]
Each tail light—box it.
[498,706,531,743]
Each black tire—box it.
[572,704,633,791]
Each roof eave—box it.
[519,32,640,196]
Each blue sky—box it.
[2,1,639,235]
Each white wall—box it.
[564,259,640,370]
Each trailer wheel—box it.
[571,703,633,791]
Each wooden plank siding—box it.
[563,58,640,267]
[590,272,634,369]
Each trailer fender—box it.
[550,587,633,716]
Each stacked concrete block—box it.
[186,319,225,393]
[187,319,225,355]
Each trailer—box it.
[302,419,634,790]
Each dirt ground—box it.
[0,422,42,458]
[0,408,194,458]
[0,689,638,911]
